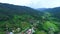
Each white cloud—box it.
[0,0,60,8]
[29,0,60,8]
[0,0,32,6]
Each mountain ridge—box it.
[0,3,42,16]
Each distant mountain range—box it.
[37,7,60,19]
[37,8,48,11]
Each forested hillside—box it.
[0,3,60,34]
[45,7,60,19]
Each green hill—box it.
[0,3,43,32]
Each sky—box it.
[0,0,60,8]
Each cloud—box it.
[0,0,60,8]
[0,0,31,6]
[29,0,60,8]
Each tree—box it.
[43,21,59,34]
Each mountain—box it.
[37,7,60,20]
[0,3,43,19]
[37,8,47,11]
[0,3,60,33]
[44,7,60,19]
[0,3,44,32]
[37,8,49,11]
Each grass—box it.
[0,32,5,34]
